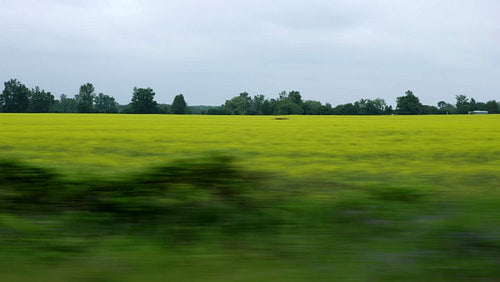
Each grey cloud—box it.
[0,0,499,105]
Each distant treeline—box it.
[1,78,499,115]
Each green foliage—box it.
[302,100,322,115]
[29,86,54,113]
[206,106,232,115]
[287,90,302,105]
[3,78,499,116]
[333,103,358,115]
[396,90,423,115]
[275,99,303,114]
[75,83,96,113]
[171,94,188,114]
[0,155,255,222]
[224,92,252,115]
[94,93,118,113]
[1,155,499,281]
[437,100,456,114]
[354,98,388,115]
[485,100,499,114]
[53,94,78,113]
[0,79,30,112]
[0,160,61,212]
[130,87,158,114]
[455,94,470,114]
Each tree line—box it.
[1,78,498,115]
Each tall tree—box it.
[321,103,333,115]
[261,98,278,115]
[302,100,322,115]
[94,93,118,113]
[354,98,387,115]
[437,101,447,110]
[251,94,265,115]
[275,99,303,115]
[29,86,54,112]
[0,79,30,112]
[485,100,499,114]
[54,94,78,113]
[396,90,422,115]
[76,83,96,113]
[333,103,358,115]
[455,94,470,114]
[130,87,158,114]
[287,90,303,105]
[171,94,188,114]
[224,92,252,115]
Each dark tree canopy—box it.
[171,94,188,114]
[76,83,96,113]
[333,103,358,115]
[485,100,499,114]
[287,90,303,105]
[455,94,472,114]
[130,87,158,114]
[396,90,422,115]
[2,78,499,116]
[302,100,323,115]
[0,79,31,113]
[354,98,388,115]
[30,86,54,113]
[224,92,252,115]
[94,93,118,113]
[275,99,303,115]
[54,94,78,113]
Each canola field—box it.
[1,113,499,189]
[1,113,500,281]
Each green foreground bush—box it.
[0,156,499,281]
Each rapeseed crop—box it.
[1,113,499,281]
[1,113,499,189]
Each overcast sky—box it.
[1,0,499,106]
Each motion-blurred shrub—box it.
[0,155,259,223]
[0,160,63,212]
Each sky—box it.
[1,0,499,106]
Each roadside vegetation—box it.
[0,114,499,280]
[1,155,499,281]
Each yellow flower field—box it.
[1,113,500,281]
[1,113,499,189]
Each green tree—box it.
[224,92,252,115]
[421,105,440,114]
[130,87,158,114]
[0,79,30,112]
[171,94,188,114]
[321,103,333,115]
[302,100,322,115]
[333,103,358,115]
[206,106,231,115]
[251,94,265,115]
[261,99,278,115]
[54,94,78,113]
[437,101,447,110]
[455,94,470,114]
[396,90,422,115]
[29,86,54,112]
[485,100,499,114]
[275,99,303,115]
[94,93,118,113]
[354,98,387,115]
[287,90,303,105]
[76,83,96,113]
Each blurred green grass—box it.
[0,156,499,281]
